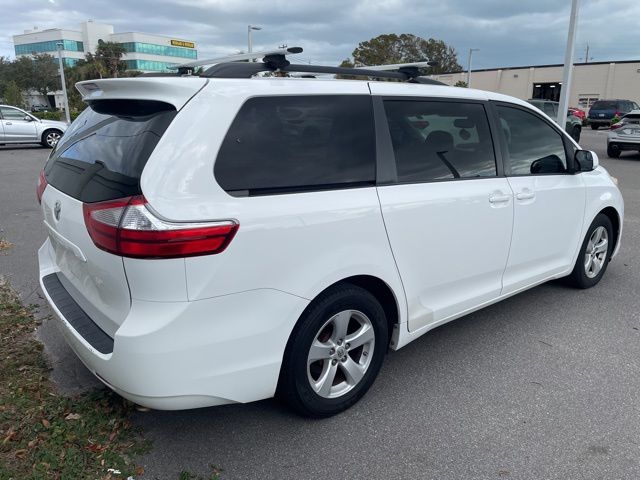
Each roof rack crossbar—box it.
[201,61,446,85]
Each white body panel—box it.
[38,76,624,409]
[377,179,513,332]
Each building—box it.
[12,20,197,109]
[431,60,640,110]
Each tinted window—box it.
[44,100,176,203]
[0,107,28,120]
[383,100,497,182]
[215,96,375,196]
[591,101,616,110]
[496,105,567,175]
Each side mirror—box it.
[575,150,599,172]
[24,115,34,122]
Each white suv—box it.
[0,105,67,147]
[37,58,623,417]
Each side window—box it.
[0,107,28,120]
[215,95,375,196]
[496,105,567,176]
[383,100,497,182]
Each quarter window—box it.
[215,96,376,196]
[383,100,497,182]
[496,105,567,175]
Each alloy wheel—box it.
[584,226,608,278]
[46,131,61,147]
[307,309,375,399]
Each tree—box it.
[30,54,60,103]
[454,80,468,88]
[94,40,126,78]
[3,80,24,107]
[347,34,462,74]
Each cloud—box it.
[1,0,639,70]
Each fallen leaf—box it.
[65,413,81,420]
[15,449,28,459]
[41,419,50,428]
[28,438,38,448]
[134,466,144,475]
[109,431,117,442]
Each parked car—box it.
[37,66,623,417]
[607,109,640,158]
[527,99,582,142]
[31,104,52,113]
[0,105,67,147]
[588,99,639,130]
[568,106,586,122]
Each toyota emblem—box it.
[54,201,61,221]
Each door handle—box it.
[489,193,511,204]
[5,122,12,125]
[516,191,535,201]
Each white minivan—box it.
[37,57,623,417]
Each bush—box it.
[611,115,621,126]
[32,111,63,121]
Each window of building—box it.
[215,96,376,196]
[383,100,497,182]
[496,105,567,175]
[15,39,83,55]
[119,42,197,59]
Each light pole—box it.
[466,48,479,88]
[557,0,580,129]
[55,42,71,124]
[247,25,262,54]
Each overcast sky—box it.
[1,0,639,70]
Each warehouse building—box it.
[431,60,640,110]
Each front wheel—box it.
[277,284,388,417]
[571,125,581,142]
[41,129,62,148]
[566,214,613,289]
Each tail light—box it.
[610,122,624,130]
[36,170,48,204]
[83,196,238,259]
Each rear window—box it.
[44,100,176,203]
[214,95,375,196]
[591,101,617,110]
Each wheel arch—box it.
[41,128,63,146]
[599,206,621,254]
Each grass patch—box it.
[0,280,149,479]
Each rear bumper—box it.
[39,239,309,409]
[588,118,611,126]
[607,140,640,151]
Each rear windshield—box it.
[591,101,617,110]
[44,100,176,203]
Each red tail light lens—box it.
[83,196,238,259]
[611,122,624,130]
[36,170,48,204]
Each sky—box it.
[0,0,639,71]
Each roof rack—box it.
[141,46,446,85]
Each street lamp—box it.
[557,0,580,128]
[247,25,261,54]
[55,42,71,124]
[466,48,479,88]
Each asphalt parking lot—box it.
[1,129,639,479]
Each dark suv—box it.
[588,99,639,130]
[527,99,582,142]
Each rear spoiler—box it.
[75,77,208,110]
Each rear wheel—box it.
[566,214,613,289]
[607,144,621,158]
[590,124,599,130]
[277,284,388,417]
[41,129,62,148]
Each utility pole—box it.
[247,25,261,55]
[466,48,479,87]
[55,42,71,124]
[557,0,580,129]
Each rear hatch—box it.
[40,98,180,336]
[617,114,640,139]
[588,100,620,120]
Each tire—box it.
[590,124,599,130]
[607,144,621,158]
[277,284,389,417]
[566,214,614,289]
[41,129,62,148]
[571,125,581,143]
